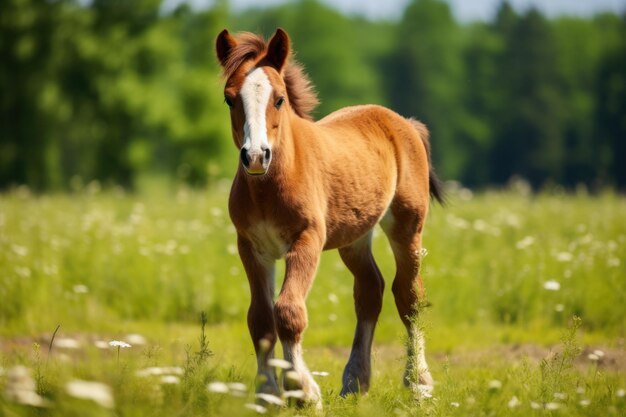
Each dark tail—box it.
[408,118,445,205]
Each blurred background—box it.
[1,0,625,192]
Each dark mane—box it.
[222,32,319,121]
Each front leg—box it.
[238,234,279,395]
[274,228,324,409]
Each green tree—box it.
[385,0,465,180]
[489,6,565,187]
[0,0,230,190]
[0,0,64,189]
[594,13,626,188]
[456,23,502,186]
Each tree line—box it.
[1,0,624,191]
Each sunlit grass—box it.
[0,183,624,415]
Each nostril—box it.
[240,148,250,167]
[264,148,271,161]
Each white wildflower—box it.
[15,266,31,278]
[4,366,48,407]
[227,382,247,393]
[473,219,488,232]
[66,380,114,409]
[160,375,180,384]
[255,393,285,406]
[588,353,600,361]
[94,340,109,349]
[507,396,521,408]
[458,187,473,201]
[136,367,159,377]
[579,399,590,407]
[207,382,229,393]
[268,358,292,370]
[593,349,605,358]
[447,214,469,229]
[327,293,339,304]
[488,379,502,390]
[245,403,268,414]
[545,402,561,410]
[555,252,573,262]
[530,401,541,409]
[616,388,625,398]
[229,390,246,398]
[516,236,535,250]
[54,337,81,349]
[136,366,184,377]
[11,244,28,257]
[450,401,460,407]
[108,340,131,348]
[72,284,89,294]
[543,280,561,291]
[165,366,184,375]
[311,371,329,377]
[227,244,237,255]
[283,390,305,399]
[125,334,147,346]
[607,257,620,267]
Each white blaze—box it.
[240,67,272,153]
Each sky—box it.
[163,0,626,21]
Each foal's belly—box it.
[324,213,382,250]
[322,167,396,249]
[323,187,393,250]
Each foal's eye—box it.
[275,97,285,109]
[224,96,234,108]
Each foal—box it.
[216,28,444,408]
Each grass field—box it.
[0,183,625,416]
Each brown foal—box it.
[216,28,444,408]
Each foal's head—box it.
[216,29,318,176]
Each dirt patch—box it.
[320,342,626,372]
[430,344,626,372]
[2,333,624,372]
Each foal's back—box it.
[300,104,431,249]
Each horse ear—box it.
[266,28,290,72]
[216,29,237,67]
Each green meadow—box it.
[0,184,624,416]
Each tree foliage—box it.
[0,0,624,190]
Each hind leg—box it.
[381,209,434,397]
[338,231,385,396]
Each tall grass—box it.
[0,184,625,415]
[1,185,624,339]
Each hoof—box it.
[255,373,280,396]
[340,359,370,398]
[339,374,368,397]
[284,369,322,410]
[403,369,434,400]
